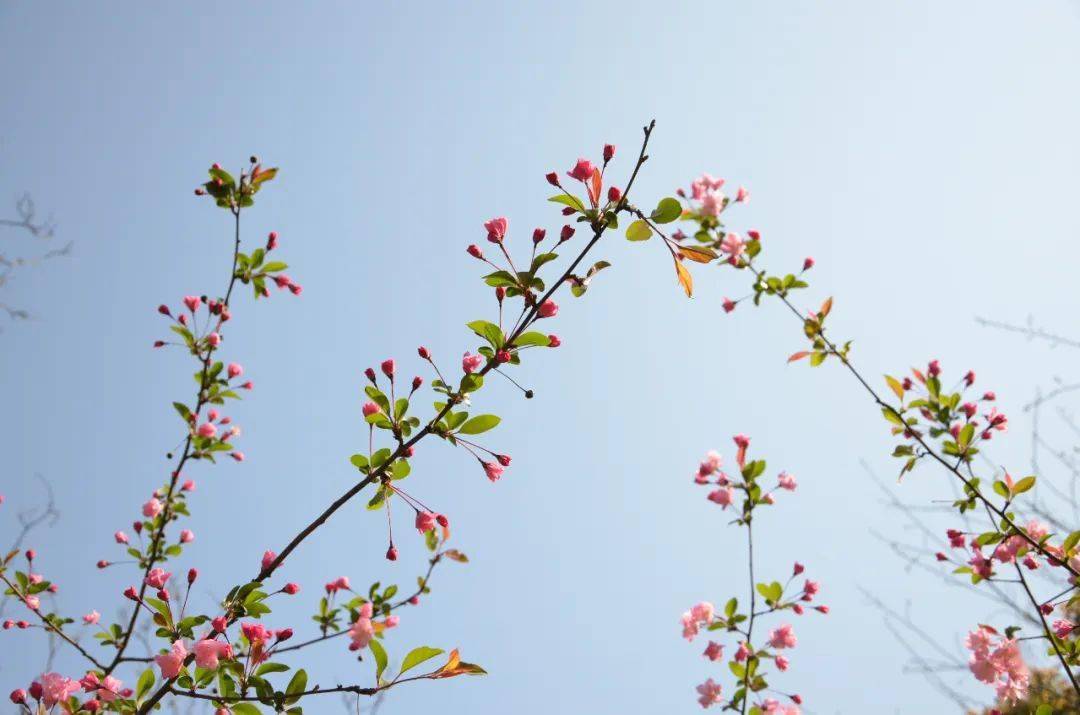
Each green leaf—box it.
[399,646,445,676]
[650,197,682,224]
[530,252,559,273]
[256,662,290,675]
[626,219,652,242]
[548,194,585,212]
[512,332,551,348]
[466,320,504,348]
[1013,476,1036,495]
[136,668,156,701]
[369,638,389,683]
[1035,704,1054,715]
[458,414,501,435]
[231,704,262,715]
[285,669,308,703]
[993,480,1010,499]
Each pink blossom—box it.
[537,299,559,318]
[142,498,163,518]
[179,529,194,543]
[735,186,749,203]
[722,298,737,313]
[39,672,79,707]
[965,626,1030,702]
[261,550,276,571]
[720,233,745,264]
[362,401,380,417]
[734,641,751,662]
[227,363,243,379]
[695,678,722,708]
[691,174,724,200]
[483,461,504,482]
[241,622,271,646]
[462,352,484,374]
[699,189,725,217]
[415,511,437,533]
[778,472,797,491]
[767,624,797,649]
[348,602,375,650]
[194,638,231,669]
[197,422,217,438]
[83,610,100,625]
[703,641,724,661]
[24,595,39,610]
[484,217,508,243]
[680,611,699,641]
[707,486,734,508]
[690,601,715,624]
[776,655,790,671]
[114,530,128,544]
[155,640,188,679]
[567,158,595,182]
[145,568,171,589]
[183,295,199,313]
[1053,619,1075,639]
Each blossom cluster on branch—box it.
[1,123,661,713]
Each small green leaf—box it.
[458,414,501,435]
[369,638,389,683]
[399,646,445,676]
[650,197,682,224]
[626,219,652,242]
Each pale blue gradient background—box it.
[2,2,1080,713]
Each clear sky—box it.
[3,2,1080,713]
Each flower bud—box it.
[496,454,511,467]
[559,225,575,242]
[603,144,615,162]
[187,568,198,584]
[467,244,483,259]
[436,513,449,528]
[267,231,279,250]
[418,346,430,359]
[412,376,423,390]
[548,335,561,348]
[9,689,26,704]
[802,257,815,271]
[283,583,300,595]
[532,228,546,244]
[212,616,228,632]
[364,367,376,382]
[381,359,395,378]
[386,545,398,561]
[545,171,559,186]
[123,586,138,601]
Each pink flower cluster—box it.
[965,626,1030,703]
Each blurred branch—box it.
[975,315,1080,351]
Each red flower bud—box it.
[409,596,420,605]
[435,513,449,528]
[9,689,26,704]
[548,335,561,348]
[24,550,35,561]
[364,367,376,382]
[386,545,398,561]
[802,256,815,271]
[412,376,423,390]
[157,304,171,316]
[747,230,761,240]
[545,171,559,186]
[559,225,575,242]
[381,359,395,379]
[467,244,483,259]
[29,683,42,700]
[418,346,430,359]
[496,350,511,364]
[187,568,198,584]
[283,582,300,595]
[496,454,511,467]
[532,228,546,244]
[123,586,138,601]
[276,628,293,641]
[603,144,615,162]
[212,616,227,633]
[607,186,621,202]
[97,560,109,569]
[267,231,279,250]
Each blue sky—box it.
[3,2,1080,713]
